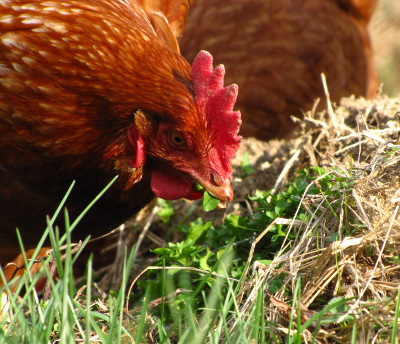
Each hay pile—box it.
[233,95,400,342]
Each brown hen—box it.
[180,0,378,140]
[0,0,241,283]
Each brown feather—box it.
[180,0,378,140]
[138,0,193,39]
[0,0,194,259]
[0,0,241,278]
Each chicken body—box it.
[0,0,240,264]
[180,0,378,139]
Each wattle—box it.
[151,170,203,200]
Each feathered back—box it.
[138,0,193,52]
[334,0,379,98]
[335,0,379,23]
[180,0,377,139]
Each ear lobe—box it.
[127,125,145,168]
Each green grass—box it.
[0,178,135,343]
[1,165,400,343]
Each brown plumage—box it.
[180,0,378,140]
[0,0,241,279]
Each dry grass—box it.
[231,93,400,342]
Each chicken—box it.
[0,0,241,281]
[180,0,378,140]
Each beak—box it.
[201,179,234,202]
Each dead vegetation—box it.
[226,93,400,342]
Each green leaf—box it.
[196,182,204,191]
[311,166,328,176]
[266,210,277,219]
[157,199,174,223]
[326,296,348,313]
[225,215,252,231]
[199,248,213,271]
[319,297,353,324]
[151,248,171,256]
[202,191,220,211]
[268,277,284,293]
[187,221,212,243]
[274,199,289,215]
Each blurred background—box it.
[372,0,400,96]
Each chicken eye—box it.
[168,130,186,148]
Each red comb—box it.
[191,51,242,179]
